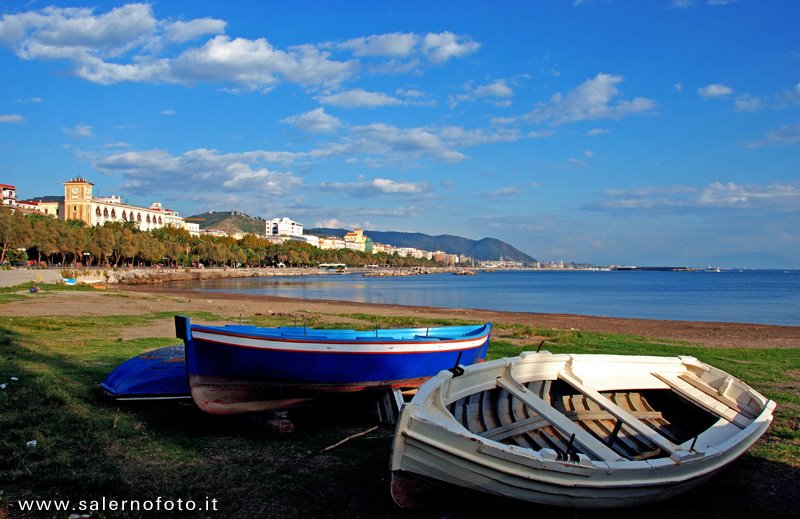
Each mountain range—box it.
[186,212,534,262]
[309,228,534,262]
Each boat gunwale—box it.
[189,323,491,346]
[189,333,492,355]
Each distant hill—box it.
[309,228,535,262]
[185,212,534,262]
[186,211,265,235]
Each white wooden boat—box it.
[390,351,775,509]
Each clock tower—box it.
[63,177,94,225]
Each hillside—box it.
[186,211,265,235]
[309,228,534,262]
[185,212,534,262]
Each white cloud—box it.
[671,0,695,8]
[744,123,800,148]
[1,6,482,95]
[487,186,522,197]
[422,32,480,64]
[173,36,355,90]
[734,95,761,112]
[698,83,733,98]
[450,79,514,107]
[589,181,800,213]
[0,4,158,59]
[337,32,417,57]
[163,17,226,43]
[673,82,683,92]
[0,114,23,123]
[281,107,341,133]
[587,128,609,136]
[528,130,554,139]
[161,109,176,116]
[317,88,402,108]
[91,147,303,196]
[524,73,655,125]
[0,4,354,90]
[314,218,351,229]
[62,123,93,137]
[318,177,428,196]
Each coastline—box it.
[2,280,796,349]
[0,266,467,287]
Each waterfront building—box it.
[343,228,373,253]
[266,217,303,237]
[1,183,62,217]
[1,183,16,207]
[291,234,320,247]
[319,236,346,250]
[433,251,459,265]
[61,177,193,233]
[372,242,393,255]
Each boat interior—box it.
[447,379,721,462]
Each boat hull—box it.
[176,316,492,415]
[391,351,775,509]
[100,344,190,400]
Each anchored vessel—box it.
[391,351,775,509]
[175,315,492,415]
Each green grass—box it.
[0,307,797,518]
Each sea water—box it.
[169,269,800,326]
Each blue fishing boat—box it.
[175,315,492,415]
[100,344,190,400]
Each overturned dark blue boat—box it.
[100,344,190,400]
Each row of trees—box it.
[0,207,442,269]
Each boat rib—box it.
[447,372,711,461]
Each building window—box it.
[158,216,162,224]
[137,213,142,221]
[146,214,151,223]
[122,211,127,220]
[104,208,109,217]
[96,207,101,216]
[111,209,116,218]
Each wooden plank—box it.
[678,373,757,420]
[496,375,624,461]
[652,373,748,429]
[559,370,681,455]
[480,389,500,432]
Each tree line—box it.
[0,207,442,269]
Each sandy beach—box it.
[2,282,798,349]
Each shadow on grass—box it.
[1,323,797,518]
[0,326,405,518]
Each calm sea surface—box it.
[168,270,800,326]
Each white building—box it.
[291,234,320,247]
[266,217,303,237]
[319,236,346,250]
[1,183,16,207]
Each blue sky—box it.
[1,1,798,268]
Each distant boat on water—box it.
[175,316,492,415]
[319,263,347,273]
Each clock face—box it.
[71,187,78,194]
